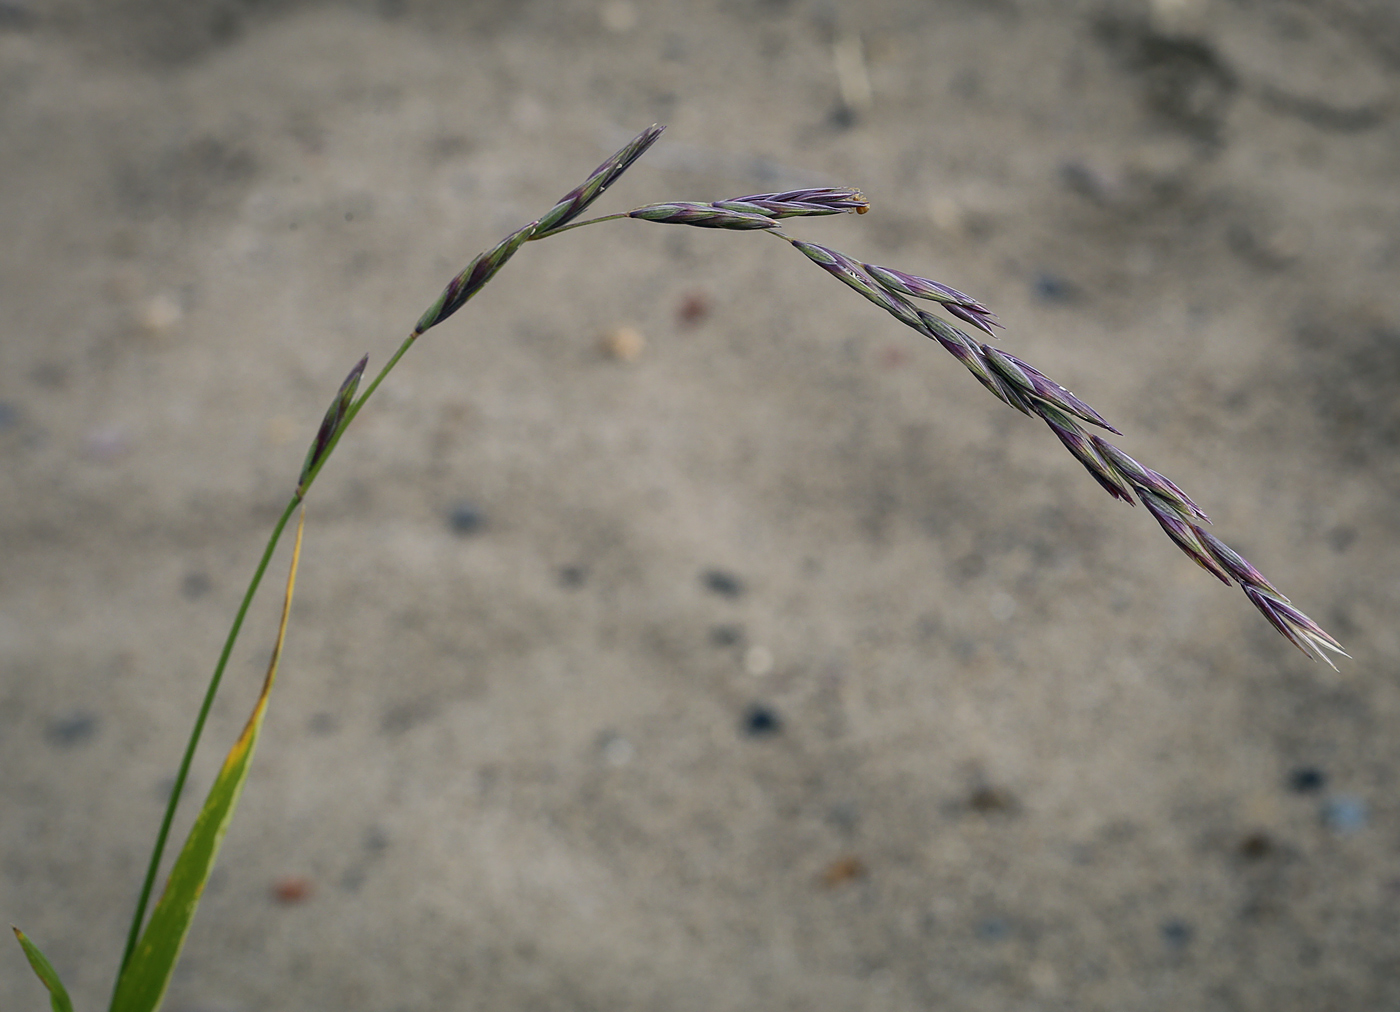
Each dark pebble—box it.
[447,503,484,535]
[558,565,588,588]
[1033,272,1079,303]
[702,568,744,598]
[1287,767,1327,794]
[181,571,211,600]
[45,712,97,747]
[709,624,744,647]
[1238,831,1274,861]
[0,402,18,429]
[968,785,1018,814]
[976,918,1010,942]
[742,704,781,737]
[1160,919,1193,947]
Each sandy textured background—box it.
[3,1,1399,1009]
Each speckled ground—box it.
[3,2,1400,1009]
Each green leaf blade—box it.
[110,511,305,1012]
[12,927,76,1012]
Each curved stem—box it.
[115,494,300,990]
[114,205,629,1001]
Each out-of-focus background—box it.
[2,0,1398,1008]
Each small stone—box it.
[1160,919,1193,947]
[138,293,183,336]
[558,564,588,588]
[0,403,18,429]
[743,644,774,676]
[447,503,484,535]
[677,291,711,326]
[1322,796,1368,834]
[599,325,645,361]
[708,624,744,647]
[820,855,866,887]
[976,918,1010,942]
[181,571,211,600]
[702,569,744,598]
[599,733,635,767]
[1287,767,1327,794]
[742,704,781,737]
[271,876,313,904]
[968,785,1018,814]
[45,712,98,747]
[1033,272,1078,304]
[1238,831,1274,861]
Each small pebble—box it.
[272,876,313,904]
[181,571,211,600]
[976,918,1010,942]
[702,568,744,598]
[558,564,588,588]
[1287,767,1327,794]
[137,293,183,336]
[677,291,711,326]
[1322,796,1368,834]
[742,704,781,737]
[968,785,1018,814]
[1160,919,1193,947]
[599,325,646,361]
[1033,272,1078,303]
[363,825,390,853]
[599,733,635,767]
[743,644,774,676]
[45,712,98,748]
[709,624,744,647]
[447,503,484,535]
[1238,831,1274,861]
[0,403,18,429]
[820,855,866,887]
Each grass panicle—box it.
[781,232,1345,665]
[18,120,1346,1012]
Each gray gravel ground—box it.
[3,1,1400,1009]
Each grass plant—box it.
[12,124,1346,1012]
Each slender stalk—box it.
[115,494,300,987]
[528,211,629,239]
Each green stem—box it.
[115,493,300,991]
[529,211,629,239]
[114,207,623,1003]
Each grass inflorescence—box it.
[16,122,1346,1012]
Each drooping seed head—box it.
[534,124,666,237]
[628,202,782,230]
